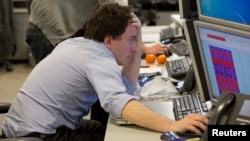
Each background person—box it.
[25,0,170,64]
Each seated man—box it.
[2,3,208,141]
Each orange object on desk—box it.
[145,54,156,63]
[157,55,167,64]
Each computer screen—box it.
[194,20,250,105]
[178,0,198,19]
[197,0,250,31]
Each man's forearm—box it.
[121,100,175,132]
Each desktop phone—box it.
[201,91,250,141]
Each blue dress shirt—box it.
[2,37,139,137]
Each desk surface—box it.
[104,118,162,141]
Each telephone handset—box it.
[201,92,236,141]
[209,92,236,124]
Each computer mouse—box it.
[166,50,173,57]
[156,51,172,58]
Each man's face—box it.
[109,25,138,66]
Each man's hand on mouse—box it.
[171,113,209,136]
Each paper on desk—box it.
[139,67,162,74]
[139,76,178,98]
[140,65,169,78]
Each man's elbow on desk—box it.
[121,99,175,133]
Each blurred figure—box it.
[0,0,14,72]
[25,0,169,64]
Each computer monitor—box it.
[194,20,250,105]
[178,0,198,19]
[197,0,250,31]
[182,19,210,102]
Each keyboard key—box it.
[201,102,209,112]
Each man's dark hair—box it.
[85,3,134,42]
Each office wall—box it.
[156,11,179,25]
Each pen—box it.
[140,65,150,68]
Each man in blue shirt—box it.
[2,3,208,141]
[25,0,170,131]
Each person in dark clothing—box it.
[0,0,14,72]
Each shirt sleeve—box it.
[86,53,140,118]
[121,71,137,95]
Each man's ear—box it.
[104,36,112,49]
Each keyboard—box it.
[166,56,192,80]
[173,94,209,121]
[170,41,189,56]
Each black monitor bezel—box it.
[178,0,198,19]
[182,18,210,102]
